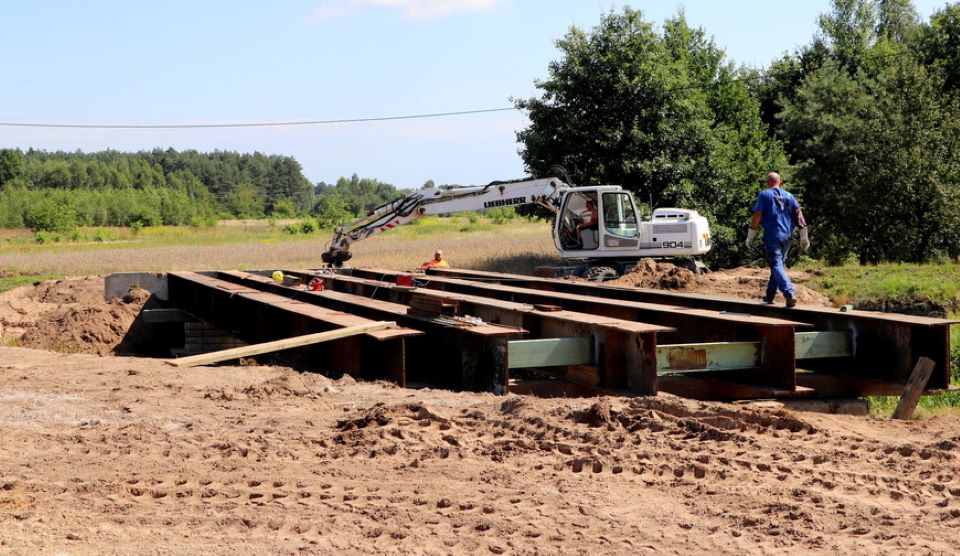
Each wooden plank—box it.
[168,321,395,368]
[795,331,850,359]
[892,357,937,420]
[508,338,591,369]
[657,341,759,373]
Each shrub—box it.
[300,219,317,234]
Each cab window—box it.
[602,193,639,237]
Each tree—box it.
[515,8,786,266]
[917,3,960,94]
[780,2,960,263]
[877,0,919,43]
[316,174,403,217]
[225,182,265,219]
[815,0,878,72]
[0,149,24,186]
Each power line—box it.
[0,107,518,130]
[0,49,921,130]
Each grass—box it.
[797,261,960,314]
[868,392,960,418]
[0,272,59,293]
[0,217,555,279]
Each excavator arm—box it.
[321,177,569,267]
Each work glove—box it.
[745,228,757,249]
[799,227,810,251]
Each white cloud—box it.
[306,0,499,24]
[306,2,349,24]
[357,0,500,20]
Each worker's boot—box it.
[785,296,797,308]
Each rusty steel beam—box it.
[210,271,522,394]
[166,272,418,385]
[280,269,670,394]
[421,267,957,391]
[338,267,808,392]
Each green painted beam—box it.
[656,331,853,375]
[508,337,592,369]
[657,341,759,374]
[794,331,850,359]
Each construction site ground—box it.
[0,270,958,553]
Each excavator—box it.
[320,176,712,280]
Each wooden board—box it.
[168,321,395,367]
[892,357,936,420]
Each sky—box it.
[0,0,950,187]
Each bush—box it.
[34,230,61,244]
[24,201,76,233]
[487,207,517,225]
[300,219,317,234]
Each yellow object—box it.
[272,270,284,283]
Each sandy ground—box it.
[0,348,958,553]
[1,276,959,553]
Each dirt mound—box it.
[610,258,698,289]
[0,277,150,355]
[607,259,831,306]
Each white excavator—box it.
[321,176,712,280]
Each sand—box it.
[0,348,958,553]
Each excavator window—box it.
[558,192,598,250]
[602,193,639,238]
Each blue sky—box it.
[0,1,949,187]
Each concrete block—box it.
[105,272,168,301]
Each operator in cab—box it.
[420,249,449,270]
[577,199,599,233]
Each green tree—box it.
[0,149,24,185]
[877,0,919,43]
[917,3,960,94]
[225,182,265,219]
[781,3,960,263]
[815,0,878,72]
[515,8,786,266]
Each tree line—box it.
[0,148,317,231]
[517,0,960,266]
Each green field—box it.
[0,218,957,416]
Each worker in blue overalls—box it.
[745,172,810,307]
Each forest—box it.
[2,0,959,267]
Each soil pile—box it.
[0,277,148,355]
[608,259,831,306]
[0,348,957,553]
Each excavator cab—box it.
[556,187,642,254]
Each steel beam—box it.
[211,271,522,393]
[508,338,592,368]
[166,272,417,385]
[421,267,957,391]
[281,269,668,395]
[336,267,807,393]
